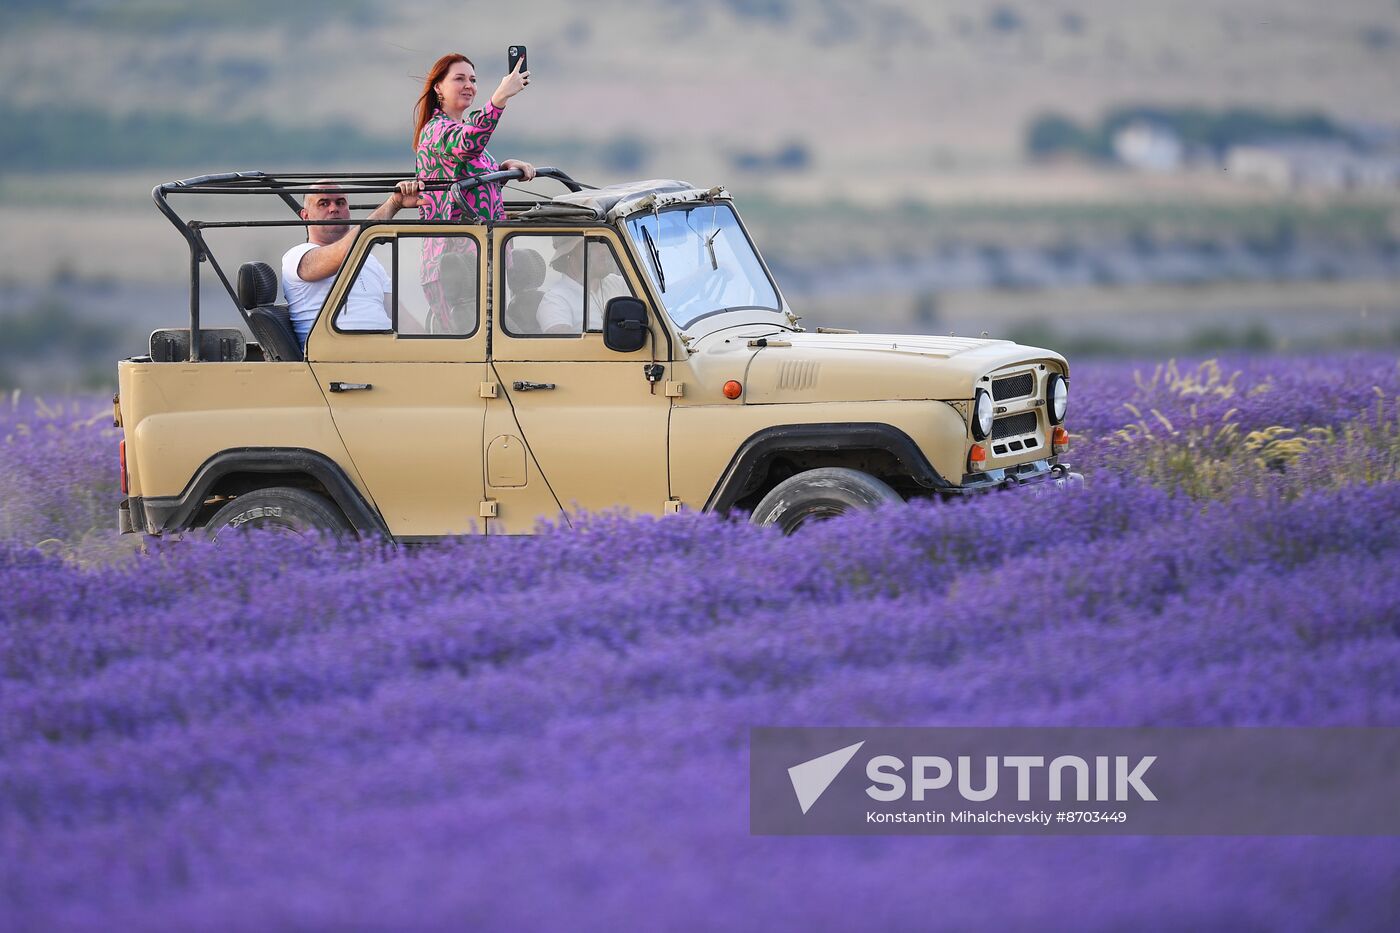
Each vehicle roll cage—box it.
[151,167,585,360]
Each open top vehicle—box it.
[116,167,1079,539]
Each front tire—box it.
[202,487,353,541]
[749,467,902,535]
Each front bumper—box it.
[949,459,1083,495]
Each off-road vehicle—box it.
[116,168,1078,539]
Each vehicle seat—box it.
[149,327,246,362]
[504,248,546,334]
[237,261,303,362]
[437,251,478,334]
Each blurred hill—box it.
[4,0,1400,176]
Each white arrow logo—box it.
[788,741,865,814]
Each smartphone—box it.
[508,45,527,74]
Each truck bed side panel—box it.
[117,361,365,501]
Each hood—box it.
[734,332,1067,403]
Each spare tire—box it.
[202,487,353,541]
[749,467,902,535]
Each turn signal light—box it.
[119,439,128,495]
[1053,426,1070,453]
[969,443,987,470]
[722,380,743,400]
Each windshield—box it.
[625,203,782,328]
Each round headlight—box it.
[1048,374,1068,424]
[973,388,994,440]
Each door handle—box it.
[328,381,373,393]
[512,381,556,391]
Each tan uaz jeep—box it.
[116,168,1077,539]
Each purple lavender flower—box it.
[2,355,1399,930]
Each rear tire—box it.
[202,487,353,541]
[749,467,902,535]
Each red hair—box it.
[413,53,474,148]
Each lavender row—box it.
[6,480,1398,748]
[3,483,1397,830]
[1070,351,1400,440]
[3,352,1399,549]
[5,538,1398,839]
[4,474,1182,681]
[0,394,119,553]
[4,645,1397,930]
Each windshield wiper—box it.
[641,225,667,293]
[705,227,722,271]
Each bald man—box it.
[281,179,423,347]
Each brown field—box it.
[4,0,1399,168]
[3,0,1398,368]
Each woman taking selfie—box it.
[413,52,536,222]
[413,53,535,330]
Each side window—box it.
[584,240,629,332]
[503,235,634,337]
[332,239,393,334]
[332,235,479,337]
[401,235,478,337]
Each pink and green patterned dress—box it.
[415,104,505,329]
[416,103,506,223]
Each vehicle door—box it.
[307,226,490,538]
[489,228,673,527]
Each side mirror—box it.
[603,296,650,353]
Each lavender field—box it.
[3,354,1400,931]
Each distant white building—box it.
[1351,155,1400,188]
[1226,141,1400,190]
[1112,121,1184,172]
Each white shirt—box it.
[536,272,629,334]
[281,242,391,346]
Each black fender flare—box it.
[702,422,952,514]
[135,447,389,537]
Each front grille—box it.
[991,411,1038,440]
[993,372,1034,400]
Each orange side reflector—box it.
[969,443,987,463]
[119,439,128,495]
[722,380,743,400]
[1053,426,1070,449]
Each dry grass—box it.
[4,0,1399,166]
